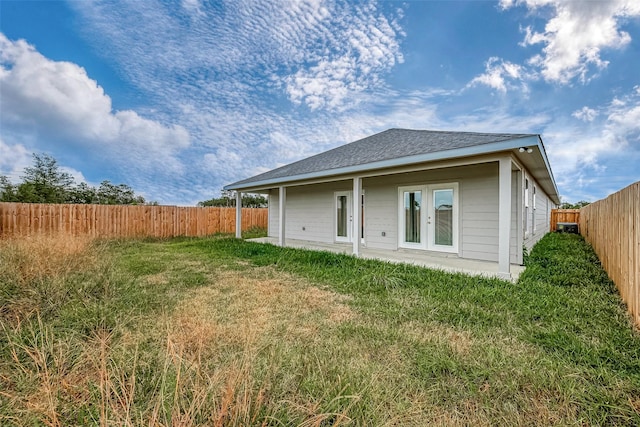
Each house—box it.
[224,129,560,279]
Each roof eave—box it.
[224,135,541,191]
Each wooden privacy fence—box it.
[0,203,268,238]
[550,209,580,231]
[579,181,639,327]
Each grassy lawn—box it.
[1,232,639,425]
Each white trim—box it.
[360,190,366,245]
[228,150,559,206]
[427,183,459,253]
[515,170,524,265]
[532,184,537,233]
[232,154,501,192]
[267,193,272,237]
[352,177,362,256]
[398,183,459,254]
[335,191,352,243]
[278,186,286,246]
[235,191,242,239]
[524,176,530,238]
[225,135,542,190]
[226,135,560,205]
[398,186,425,249]
[498,157,512,278]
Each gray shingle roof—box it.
[226,129,535,189]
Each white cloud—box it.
[0,139,89,188]
[572,106,598,122]
[606,95,640,143]
[61,0,408,202]
[501,0,640,84]
[0,139,31,182]
[181,0,204,17]
[0,33,190,173]
[68,0,638,206]
[468,57,529,93]
[545,88,640,199]
[282,2,404,110]
[60,167,90,185]
[472,1,640,91]
[71,0,404,112]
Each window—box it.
[532,185,537,233]
[525,178,531,236]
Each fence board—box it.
[580,181,640,327]
[550,209,580,231]
[0,203,268,239]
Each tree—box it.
[0,153,148,205]
[96,181,145,205]
[18,154,74,203]
[0,176,17,202]
[198,191,267,208]
[68,182,98,204]
[559,200,590,209]
[242,194,268,208]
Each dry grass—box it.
[0,237,362,425]
[0,233,96,282]
[0,234,105,325]
[399,321,475,356]
[168,267,355,358]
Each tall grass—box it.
[0,235,356,425]
[1,233,639,425]
[0,235,107,325]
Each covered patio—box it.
[226,130,559,283]
[248,237,525,281]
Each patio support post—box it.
[278,186,286,247]
[352,177,361,256]
[498,157,512,279]
[235,191,242,238]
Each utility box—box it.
[556,222,579,234]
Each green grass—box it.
[1,232,638,425]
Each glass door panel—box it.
[433,189,453,246]
[428,184,458,252]
[404,191,421,243]
[361,193,365,243]
[399,187,423,248]
[335,191,351,242]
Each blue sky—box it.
[1,0,639,205]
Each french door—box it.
[398,183,458,253]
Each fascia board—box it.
[225,136,539,191]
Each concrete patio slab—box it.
[247,237,525,282]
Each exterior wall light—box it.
[519,147,533,153]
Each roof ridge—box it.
[387,128,537,136]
